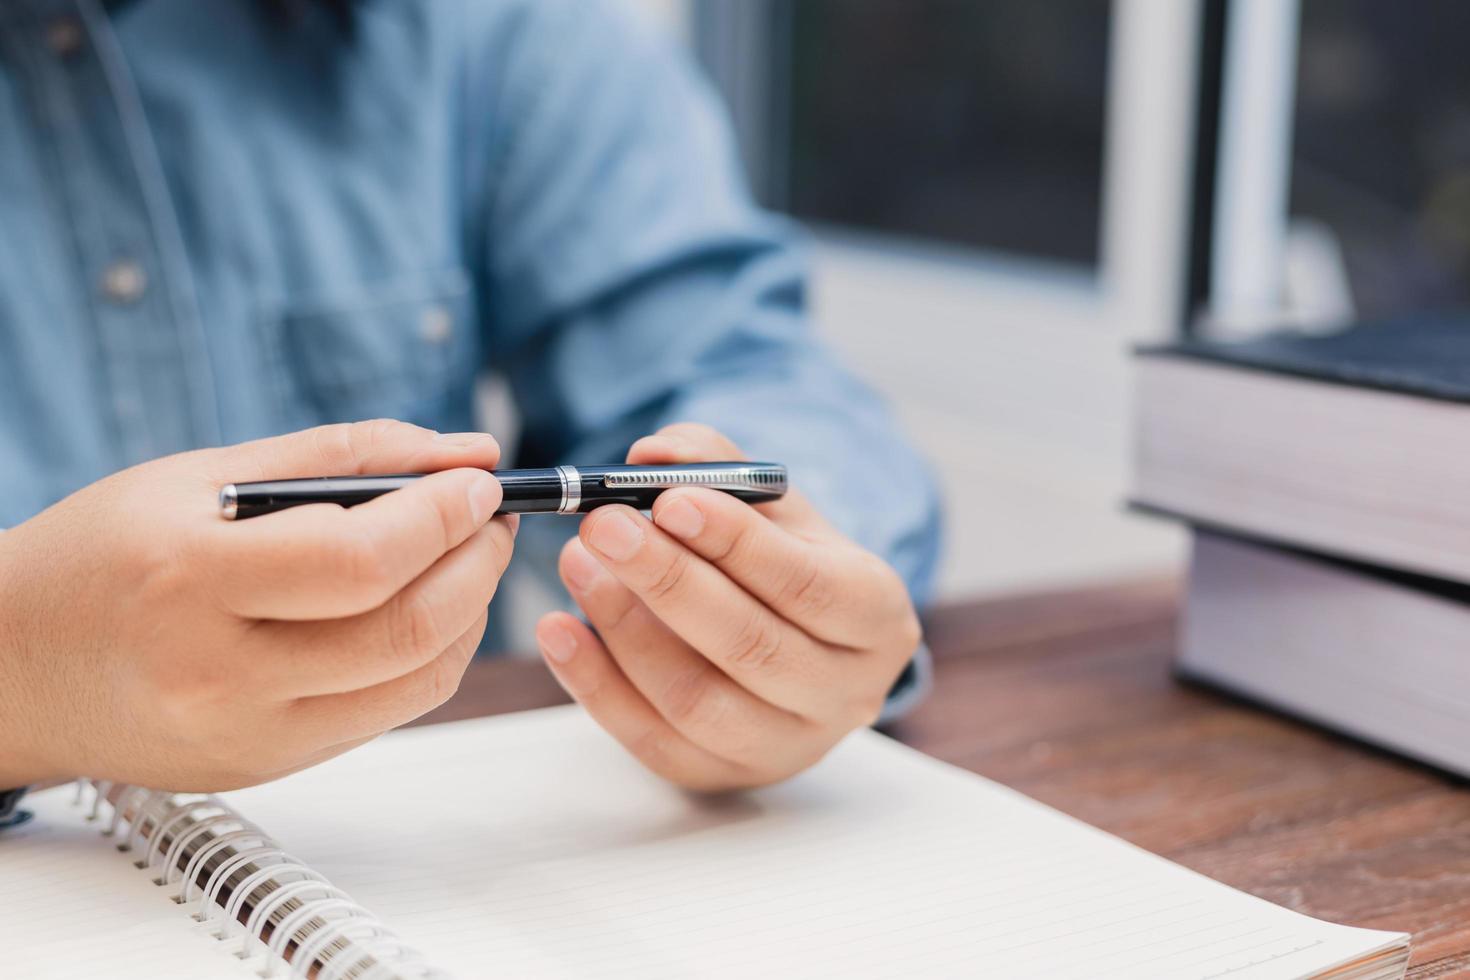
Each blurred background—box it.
[612,0,1470,604]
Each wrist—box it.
[0,531,61,786]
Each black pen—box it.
[219,462,787,520]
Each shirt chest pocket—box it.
[266,268,478,430]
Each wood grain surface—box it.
[418,578,1470,978]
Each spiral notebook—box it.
[0,706,1409,979]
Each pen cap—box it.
[552,462,788,514]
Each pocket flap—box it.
[274,267,472,394]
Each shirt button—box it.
[100,260,148,304]
[419,304,454,344]
[45,16,84,57]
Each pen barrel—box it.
[225,475,421,520]
[222,463,787,519]
[494,469,565,514]
[496,465,785,514]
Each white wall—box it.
[810,240,1184,600]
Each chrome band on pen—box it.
[555,465,582,515]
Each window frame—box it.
[693,0,1207,345]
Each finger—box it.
[628,422,747,465]
[251,517,514,696]
[202,419,502,484]
[627,422,830,534]
[651,487,912,649]
[289,608,488,745]
[535,611,755,792]
[208,467,503,620]
[559,539,816,771]
[580,505,864,720]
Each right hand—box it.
[0,420,515,791]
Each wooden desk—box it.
[420,579,1470,978]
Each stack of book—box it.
[1131,314,1470,776]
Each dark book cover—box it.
[1138,311,1470,404]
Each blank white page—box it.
[223,706,1408,980]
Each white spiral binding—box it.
[197,845,286,924]
[178,828,265,904]
[74,780,442,979]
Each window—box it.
[1291,0,1470,319]
[697,1,1113,270]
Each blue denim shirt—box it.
[0,0,941,706]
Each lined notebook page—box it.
[0,791,256,979]
[222,707,1407,980]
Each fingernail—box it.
[587,509,644,562]
[503,512,521,537]
[539,620,578,665]
[562,541,609,592]
[655,496,704,540]
[467,473,499,524]
[434,431,498,449]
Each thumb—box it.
[201,420,502,484]
[627,421,829,534]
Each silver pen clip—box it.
[602,465,787,493]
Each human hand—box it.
[0,420,515,791]
[536,423,922,791]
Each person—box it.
[0,0,940,816]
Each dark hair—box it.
[261,0,357,35]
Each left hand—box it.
[535,423,923,791]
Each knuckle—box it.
[726,608,784,672]
[594,590,640,634]
[662,674,768,762]
[783,556,833,620]
[463,614,490,651]
[417,485,458,553]
[340,535,394,599]
[389,592,443,662]
[156,698,269,780]
[703,512,748,565]
[660,666,725,732]
[309,423,359,472]
[138,536,201,606]
[349,418,404,462]
[629,727,694,784]
[488,521,517,575]
[644,548,693,602]
[570,667,606,704]
[150,672,207,725]
[419,644,473,712]
[150,655,234,716]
